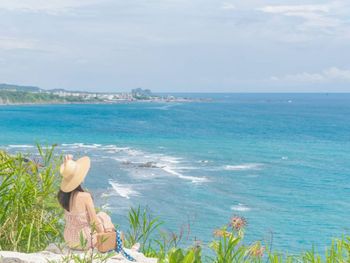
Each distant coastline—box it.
[0,84,211,105]
[0,99,206,107]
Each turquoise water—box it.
[1,93,350,253]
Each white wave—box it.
[85,144,102,148]
[102,144,116,148]
[281,156,288,160]
[108,180,140,199]
[162,166,209,183]
[101,203,112,210]
[58,143,207,183]
[108,147,130,152]
[61,143,83,146]
[124,149,144,156]
[231,203,251,212]
[111,149,183,169]
[103,145,205,183]
[8,144,34,148]
[61,143,182,165]
[175,166,199,170]
[136,153,182,164]
[158,166,180,176]
[179,175,210,183]
[61,143,102,148]
[60,143,84,148]
[224,163,263,171]
[78,143,101,148]
[161,157,181,164]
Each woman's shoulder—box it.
[75,191,92,200]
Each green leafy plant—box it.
[0,145,63,252]
[125,206,162,255]
[208,216,249,263]
[161,245,202,263]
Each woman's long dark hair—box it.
[57,185,85,211]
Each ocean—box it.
[1,93,350,254]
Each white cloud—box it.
[326,67,350,80]
[0,0,104,14]
[0,37,37,50]
[259,4,330,14]
[258,3,342,30]
[221,3,236,10]
[0,36,66,54]
[271,67,350,83]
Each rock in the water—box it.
[138,162,158,168]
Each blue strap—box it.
[114,230,136,262]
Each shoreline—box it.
[0,98,211,107]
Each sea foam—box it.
[8,144,34,148]
[105,145,206,183]
[108,180,140,199]
[161,166,209,183]
[224,163,263,171]
[231,203,251,212]
[7,142,208,184]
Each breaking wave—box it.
[231,203,251,212]
[106,180,140,199]
[224,163,263,171]
[4,142,210,184]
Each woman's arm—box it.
[84,193,104,233]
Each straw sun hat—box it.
[60,156,91,192]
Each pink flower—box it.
[213,229,231,238]
[229,216,247,230]
[247,242,265,257]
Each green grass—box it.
[1,145,350,262]
[0,145,63,252]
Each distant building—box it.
[131,88,153,99]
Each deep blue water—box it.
[1,93,350,254]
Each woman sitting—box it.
[57,154,137,261]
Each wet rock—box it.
[138,162,158,168]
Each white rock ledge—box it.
[0,244,157,263]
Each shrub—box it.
[0,145,64,252]
[125,206,162,255]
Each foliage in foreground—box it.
[126,209,350,263]
[0,145,63,252]
[1,146,350,262]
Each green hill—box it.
[0,90,66,104]
[0,90,102,104]
[0,83,104,104]
[0,83,42,92]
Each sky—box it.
[0,0,350,92]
